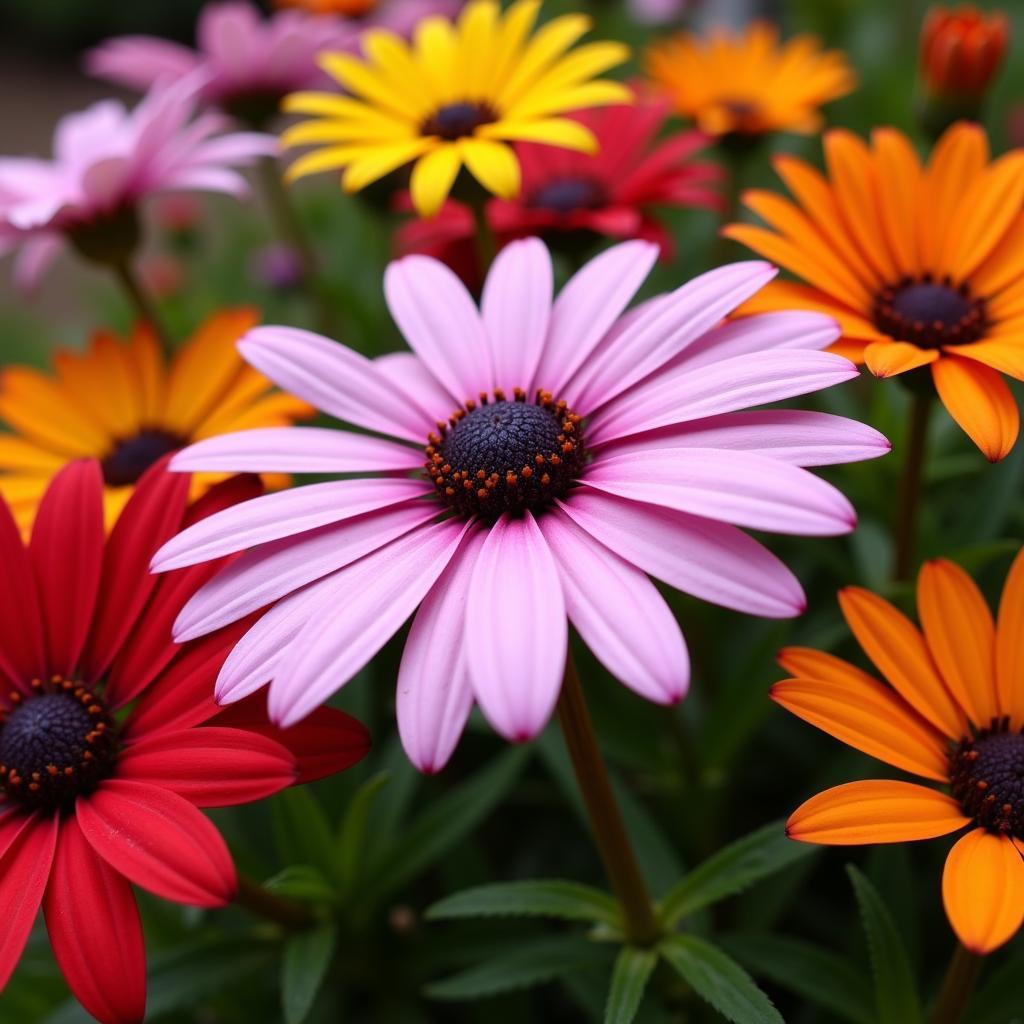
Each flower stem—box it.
[929,943,982,1024]
[893,390,933,581]
[235,874,316,931]
[468,192,497,277]
[556,654,661,947]
[111,259,174,355]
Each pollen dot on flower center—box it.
[950,721,1024,838]
[0,678,117,811]
[424,388,586,521]
[420,102,497,141]
[872,275,989,349]
[101,429,184,488]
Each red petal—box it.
[76,779,235,907]
[44,816,146,1024]
[29,461,105,676]
[0,812,59,988]
[213,698,372,784]
[0,494,44,688]
[119,726,297,806]
[123,618,255,739]
[183,474,263,529]
[80,459,190,683]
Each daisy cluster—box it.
[0,1,1022,1022]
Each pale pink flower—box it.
[0,78,277,288]
[153,238,889,772]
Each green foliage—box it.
[428,880,622,928]
[604,947,658,1024]
[282,925,337,1024]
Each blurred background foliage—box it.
[2,0,1024,1022]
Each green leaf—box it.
[605,946,658,1024]
[367,747,529,905]
[425,936,612,1002]
[263,865,336,903]
[847,866,922,1024]
[660,935,783,1024]
[720,931,874,1024]
[427,880,621,928]
[967,948,1024,1024]
[272,787,336,876]
[282,924,337,1024]
[335,771,391,894]
[660,821,814,926]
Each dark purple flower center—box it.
[530,177,609,214]
[872,275,989,348]
[425,389,586,521]
[101,429,184,488]
[0,679,117,811]
[421,102,497,141]
[950,723,1024,837]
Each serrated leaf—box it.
[427,880,621,928]
[367,747,529,905]
[847,866,922,1024]
[336,771,391,895]
[721,931,874,1024]
[263,865,337,903]
[272,787,336,876]
[605,946,657,1024]
[660,822,813,926]
[660,935,783,1024]
[282,924,336,1024]
[425,936,612,1001]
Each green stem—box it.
[711,146,749,267]
[111,259,174,355]
[929,943,982,1024]
[893,390,933,581]
[468,192,497,277]
[235,874,315,931]
[557,654,661,947]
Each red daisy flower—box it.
[0,460,369,1024]
[397,92,722,288]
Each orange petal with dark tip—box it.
[996,548,1024,727]
[918,559,999,728]
[838,587,966,739]
[863,341,938,378]
[932,355,1020,462]
[787,780,970,845]
[777,646,878,686]
[943,828,1024,954]
[772,675,951,781]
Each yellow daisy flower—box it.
[0,309,311,532]
[281,0,631,216]
[646,22,856,140]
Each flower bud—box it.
[921,5,1008,98]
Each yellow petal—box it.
[342,138,435,193]
[477,117,596,152]
[410,144,463,217]
[458,138,520,200]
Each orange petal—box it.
[931,355,1020,462]
[772,675,952,781]
[777,645,876,685]
[788,780,970,845]
[970,212,1024,297]
[943,829,1024,954]
[954,340,1024,382]
[923,122,988,267]
[863,341,938,378]
[838,587,966,739]
[872,127,923,277]
[996,548,1024,727]
[917,559,999,728]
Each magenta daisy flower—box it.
[153,238,889,772]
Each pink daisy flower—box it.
[153,238,889,772]
[0,78,276,289]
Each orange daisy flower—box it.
[774,552,1024,954]
[725,122,1024,461]
[0,309,311,532]
[645,22,856,140]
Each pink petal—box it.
[170,426,422,475]
[396,531,486,772]
[588,350,859,445]
[569,262,777,411]
[269,519,472,727]
[598,411,891,467]
[534,240,658,397]
[174,501,438,641]
[151,477,431,571]
[85,36,200,91]
[583,448,856,536]
[540,508,688,705]
[239,326,435,443]
[557,489,805,618]
[384,255,493,402]
[375,351,454,420]
[466,514,567,742]
[481,238,552,395]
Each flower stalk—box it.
[112,259,175,354]
[893,389,933,581]
[235,874,317,931]
[929,942,982,1024]
[556,654,661,947]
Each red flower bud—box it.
[921,5,1009,98]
